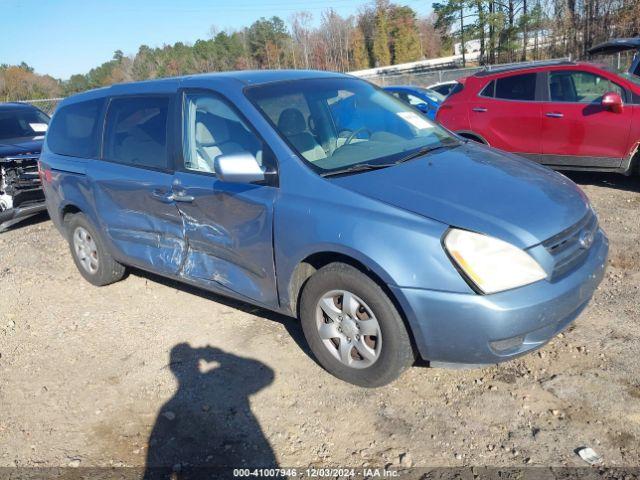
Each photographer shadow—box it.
[143,343,277,479]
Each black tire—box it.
[65,213,126,286]
[299,262,415,387]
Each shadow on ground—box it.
[130,268,312,359]
[564,171,640,193]
[143,343,278,479]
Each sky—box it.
[1,0,433,80]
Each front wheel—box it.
[299,263,415,387]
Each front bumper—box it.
[391,228,609,364]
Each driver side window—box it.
[183,93,264,174]
[549,71,625,103]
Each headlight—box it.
[444,229,547,294]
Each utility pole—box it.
[460,1,466,67]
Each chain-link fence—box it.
[14,97,63,115]
[361,66,483,87]
[360,58,571,88]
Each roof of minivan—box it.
[62,69,350,105]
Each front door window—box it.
[549,71,625,103]
[183,93,268,174]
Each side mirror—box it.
[214,152,265,184]
[416,103,430,113]
[602,92,623,114]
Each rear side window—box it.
[495,73,537,101]
[103,96,170,169]
[479,80,495,97]
[47,99,104,158]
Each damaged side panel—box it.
[89,160,187,276]
[172,172,279,308]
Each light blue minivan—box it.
[40,70,608,387]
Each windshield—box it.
[0,107,50,141]
[245,78,459,175]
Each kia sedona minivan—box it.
[40,70,608,387]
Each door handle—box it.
[172,193,194,203]
[545,112,564,118]
[150,189,174,203]
[472,107,488,112]
[171,187,194,203]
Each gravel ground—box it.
[0,171,638,472]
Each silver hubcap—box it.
[316,290,382,369]
[73,227,99,274]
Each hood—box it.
[332,143,590,248]
[588,38,640,56]
[0,136,44,158]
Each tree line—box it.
[434,0,639,65]
[1,0,638,101]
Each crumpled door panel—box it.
[90,160,186,276]
[173,172,278,307]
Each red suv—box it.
[436,60,640,175]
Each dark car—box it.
[588,38,640,78]
[436,60,640,175]
[41,71,607,387]
[0,102,50,231]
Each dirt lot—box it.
[0,171,638,473]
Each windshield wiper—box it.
[321,163,395,177]
[321,142,460,178]
[394,142,459,165]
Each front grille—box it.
[1,155,41,190]
[543,209,598,279]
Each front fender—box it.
[274,190,474,313]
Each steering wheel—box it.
[341,127,372,146]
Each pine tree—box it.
[390,6,422,63]
[372,6,391,66]
[351,26,370,69]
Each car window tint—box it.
[183,93,265,174]
[432,84,453,96]
[495,73,536,101]
[104,97,169,169]
[549,71,625,103]
[47,99,104,158]
[480,80,495,97]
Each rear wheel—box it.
[66,213,125,286]
[300,263,415,387]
